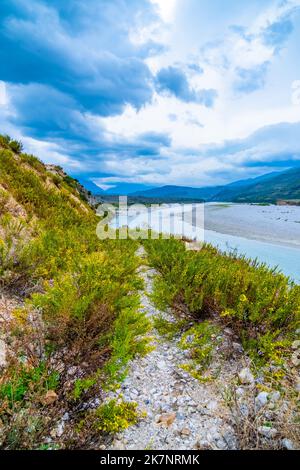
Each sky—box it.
[0,0,300,193]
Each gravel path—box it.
[108,248,238,450]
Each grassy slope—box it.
[0,135,151,449]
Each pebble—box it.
[180,427,191,436]
[281,438,295,450]
[232,342,243,353]
[0,340,6,367]
[67,366,77,376]
[224,328,234,336]
[157,361,167,370]
[269,391,280,402]
[294,378,300,392]
[206,400,218,411]
[255,391,269,409]
[291,351,300,367]
[292,340,300,350]
[238,368,255,385]
[258,426,278,438]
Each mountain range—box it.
[130,168,300,203]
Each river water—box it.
[111,203,300,283]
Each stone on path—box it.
[156,413,176,427]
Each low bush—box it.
[91,399,141,433]
[179,321,221,381]
[144,238,300,367]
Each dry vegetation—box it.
[0,135,151,449]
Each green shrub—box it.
[21,153,45,173]
[144,239,300,366]
[0,134,11,148]
[104,298,152,385]
[0,362,59,408]
[153,314,188,339]
[9,140,23,154]
[0,135,23,153]
[179,321,220,380]
[92,399,141,433]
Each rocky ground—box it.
[105,247,300,451]
[106,248,245,450]
[0,292,22,367]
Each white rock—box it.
[294,378,300,392]
[50,422,65,438]
[281,438,295,450]
[292,340,300,350]
[157,361,167,370]
[270,391,280,402]
[224,328,234,336]
[113,440,126,450]
[291,351,300,367]
[206,400,218,411]
[255,392,269,409]
[239,403,249,417]
[0,340,6,367]
[62,412,70,421]
[238,368,254,385]
[67,366,77,376]
[232,342,243,353]
[258,426,278,438]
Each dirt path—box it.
[107,248,240,450]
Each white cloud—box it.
[92,180,116,191]
[2,0,300,188]
[150,0,177,22]
[0,81,7,106]
[21,136,84,170]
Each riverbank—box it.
[111,202,300,282]
[201,203,300,249]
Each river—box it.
[111,202,300,283]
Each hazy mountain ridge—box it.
[131,169,300,203]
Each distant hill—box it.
[131,170,297,203]
[211,171,283,202]
[76,179,154,196]
[226,167,300,203]
[78,167,300,204]
[132,184,223,201]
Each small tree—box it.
[9,139,24,154]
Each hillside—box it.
[0,134,150,449]
[132,169,300,204]
[224,168,300,203]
